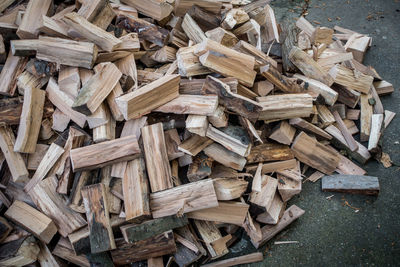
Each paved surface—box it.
[225,1,400,266]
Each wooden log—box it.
[0,126,29,183]
[177,45,211,77]
[40,15,70,39]
[151,46,177,63]
[186,115,208,137]
[0,236,40,266]
[188,201,249,226]
[182,13,206,44]
[252,205,305,248]
[175,0,222,16]
[16,0,52,39]
[178,134,213,156]
[193,220,228,259]
[165,129,184,160]
[0,51,27,96]
[256,191,285,225]
[328,64,373,94]
[295,16,315,37]
[368,114,384,152]
[148,257,164,267]
[374,80,394,96]
[289,118,332,140]
[269,121,296,145]
[277,163,302,202]
[332,110,358,152]
[13,86,45,153]
[52,109,70,132]
[213,178,248,201]
[204,143,247,171]
[77,0,107,22]
[70,135,140,172]
[259,64,302,93]
[111,231,176,265]
[384,110,396,129]
[0,216,12,243]
[293,74,338,106]
[0,97,24,125]
[82,183,115,253]
[28,176,87,237]
[72,62,121,115]
[46,78,86,128]
[120,0,173,21]
[188,5,220,32]
[92,104,115,143]
[246,159,298,174]
[0,0,15,13]
[202,253,263,267]
[52,238,89,266]
[5,200,57,244]
[201,76,262,120]
[325,125,371,165]
[205,27,238,48]
[116,74,180,120]
[154,95,218,116]
[221,8,249,30]
[206,125,251,157]
[246,143,294,164]
[360,93,373,142]
[257,94,313,121]
[150,178,218,218]
[322,175,379,196]
[123,158,151,222]
[249,175,278,213]
[121,215,188,243]
[291,131,340,174]
[317,104,335,128]
[37,241,63,267]
[36,36,98,69]
[63,12,121,52]
[141,123,173,192]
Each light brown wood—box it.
[368,114,384,152]
[384,110,396,129]
[92,104,115,143]
[121,0,173,20]
[70,135,140,172]
[256,191,285,224]
[0,236,40,266]
[164,129,184,160]
[202,252,263,267]
[295,16,315,37]
[178,134,213,156]
[177,45,212,77]
[249,175,278,212]
[277,162,302,202]
[293,74,338,106]
[193,220,228,259]
[154,95,218,116]
[150,178,218,218]
[269,121,296,145]
[204,143,247,171]
[27,144,49,170]
[289,118,332,140]
[123,158,151,222]
[5,200,57,244]
[291,131,340,174]
[175,0,222,17]
[205,27,239,48]
[40,15,70,38]
[186,115,208,137]
[182,13,206,44]
[0,51,27,96]
[246,159,298,174]
[360,93,373,142]
[0,126,29,182]
[332,110,358,152]
[16,0,52,39]
[328,64,373,94]
[116,74,180,120]
[317,104,335,128]
[213,178,248,201]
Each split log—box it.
[246,143,294,164]
[0,236,40,266]
[120,0,173,21]
[178,134,213,156]
[205,27,239,47]
[322,175,379,196]
[206,125,251,157]
[204,143,247,171]
[52,237,90,266]
[259,64,303,93]
[150,178,218,218]
[360,93,373,142]
[256,191,285,224]
[212,178,248,201]
[182,13,206,44]
[246,159,298,174]
[186,115,208,136]
[289,118,332,140]
[249,175,278,213]
[368,114,383,152]
[0,51,27,96]
[329,64,373,94]
[202,252,263,267]
[154,95,218,116]
[193,220,229,259]
[16,0,52,39]
[269,121,296,145]
[293,74,338,106]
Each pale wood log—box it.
[51,109,70,132]
[277,162,302,202]
[154,95,218,116]
[39,15,70,38]
[46,78,86,127]
[384,110,396,129]
[177,45,211,77]
[121,0,173,20]
[0,126,29,183]
[116,74,180,120]
[150,178,218,218]
[0,51,27,96]
[165,129,184,160]
[5,200,57,244]
[252,205,305,248]
[58,66,80,99]
[328,64,373,94]
[368,114,384,152]
[259,64,303,93]
[269,121,296,145]
[289,118,332,140]
[256,191,285,224]
[204,143,247,171]
[249,175,278,212]
[291,131,340,174]
[370,85,384,114]
[178,134,213,156]
[317,104,335,128]
[247,143,294,164]
[205,27,239,48]
[186,115,208,137]
[82,183,116,253]
[293,74,338,106]
[0,236,40,266]
[374,80,394,96]
[213,178,248,201]
[92,104,115,143]
[174,0,222,17]
[182,13,206,44]
[332,110,358,152]
[141,123,173,192]
[70,135,140,172]
[246,159,297,173]
[252,80,274,97]
[193,220,228,259]
[360,93,373,142]
[77,0,107,22]
[221,8,249,30]
[16,0,52,39]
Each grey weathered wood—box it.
[120,215,188,243]
[322,175,379,196]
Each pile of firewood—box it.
[0,0,395,266]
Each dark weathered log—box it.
[322,175,379,195]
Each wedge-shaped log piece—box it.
[277,162,302,202]
[329,64,373,94]
[322,175,379,196]
[150,178,218,218]
[249,175,278,213]
[206,125,251,157]
[291,131,340,174]
[70,135,140,172]
[178,134,213,156]
[5,200,57,244]
[259,64,302,93]
[257,94,313,121]
[29,176,87,237]
[37,37,98,69]
[120,0,173,21]
[46,78,86,128]
[182,13,206,44]
[142,123,173,192]
[256,191,285,225]
[289,46,333,86]
[247,143,294,164]
[252,205,305,248]
[202,76,262,120]
[154,95,218,116]
[123,158,151,222]
[204,143,247,171]
[111,231,176,265]
[289,118,332,140]
[16,0,52,39]
[0,126,29,183]
[116,74,180,120]
[293,74,338,106]
[24,143,65,192]
[82,183,116,253]
[52,237,89,267]
[193,220,228,259]
[269,121,296,145]
[63,12,122,52]
[188,201,249,226]
[72,62,122,115]
[368,114,384,152]
[199,51,256,87]
[213,178,248,201]
[206,27,239,48]
[121,215,188,243]
[0,51,27,96]
[177,45,212,77]
[14,86,45,153]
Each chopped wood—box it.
[205,27,239,48]
[360,93,373,142]
[213,178,248,201]
[182,13,206,44]
[368,114,384,152]
[384,110,396,129]
[332,110,358,152]
[247,143,294,164]
[154,95,218,115]
[322,175,379,196]
[269,121,296,145]
[16,0,52,39]
[289,118,332,140]
[188,201,249,225]
[121,0,173,21]
[204,143,247,171]
[329,64,373,94]
[0,51,27,96]
[202,252,263,267]
[193,220,228,259]
[293,74,338,106]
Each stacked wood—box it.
[0,1,393,266]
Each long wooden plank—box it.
[150,178,218,218]
[322,175,379,195]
